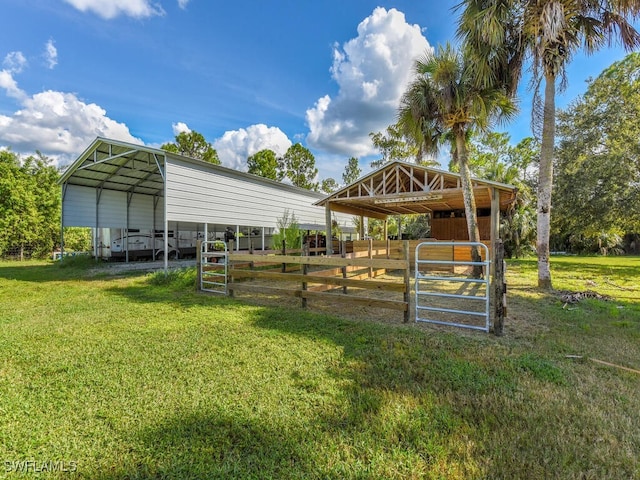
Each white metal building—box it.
[59,137,352,266]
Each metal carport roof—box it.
[59,137,167,197]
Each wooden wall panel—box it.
[431,217,490,241]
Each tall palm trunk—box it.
[456,132,483,277]
[537,73,555,289]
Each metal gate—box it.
[200,241,228,294]
[415,241,490,332]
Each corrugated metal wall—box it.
[62,185,95,227]
[63,156,350,232]
[165,158,336,229]
[63,185,162,229]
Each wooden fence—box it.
[350,239,489,269]
[224,241,411,322]
[198,237,505,331]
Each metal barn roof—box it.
[59,137,326,200]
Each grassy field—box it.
[0,256,638,479]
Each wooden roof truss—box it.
[317,162,516,220]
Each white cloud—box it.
[172,122,191,135]
[213,124,292,171]
[306,7,432,157]
[177,0,190,10]
[3,51,27,74]
[0,70,27,102]
[44,40,58,69]
[62,0,165,19]
[0,77,141,164]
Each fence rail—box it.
[196,238,505,332]
[222,241,411,321]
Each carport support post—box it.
[152,195,158,261]
[59,223,64,260]
[94,188,101,259]
[163,185,168,276]
[325,203,333,255]
[59,184,67,260]
[126,192,132,263]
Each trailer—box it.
[93,227,276,261]
[103,228,199,261]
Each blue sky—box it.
[0,0,635,182]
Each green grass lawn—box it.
[0,256,638,479]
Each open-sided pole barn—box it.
[315,161,517,254]
[58,137,352,270]
[315,161,516,332]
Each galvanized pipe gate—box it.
[199,241,228,294]
[415,241,491,332]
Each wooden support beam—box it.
[324,202,388,220]
[403,241,411,322]
[493,239,506,336]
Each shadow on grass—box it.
[91,411,317,480]
[93,270,638,478]
[0,261,146,284]
[0,259,194,284]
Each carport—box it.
[58,137,352,270]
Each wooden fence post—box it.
[341,241,348,294]
[403,240,410,323]
[368,238,373,278]
[281,239,287,273]
[302,243,309,308]
[493,240,506,336]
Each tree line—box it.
[0,151,61,259]
[393,0,640,289]
[3,0,640,274]
[0,131,362,259]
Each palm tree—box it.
[457,0,640,289]
[398,44,515,276]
